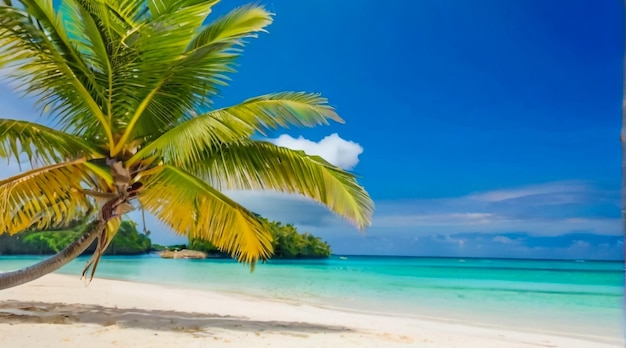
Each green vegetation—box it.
[190,219,331,259]
[0,221,151,256]
[268,222,332,259]
[0,218,330,259]
[104,221,152,255]
[163,244,189,252]
[150,244,167,252]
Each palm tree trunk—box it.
[0,220,104,290]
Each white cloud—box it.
[492,236,515,244]
[269,133,363,170]
[373,212,496,228]
[570,240,591,248]
[372,211,619,236]
[467,181,589,203]
[367,181,620,236]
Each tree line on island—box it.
[185,218,331,259]
[0,218,331,259]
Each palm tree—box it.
[0,0,374,289]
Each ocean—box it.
[0,255,623,344]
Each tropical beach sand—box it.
[0,274,620,348]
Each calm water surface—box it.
[0,255,623,343]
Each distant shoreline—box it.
[0,253,622,262]
[329,254,624,262]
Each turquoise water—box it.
[0,255,623,342]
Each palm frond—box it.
[60,0,109,79]
[138,165,273,265]
[66,0,150,138]
[186,141,374,229]
[82,215,121,281]
[0,119,104,166]
[112,4,273,155]
[0,159,96,235]
[186,3,272,51]
[107,0,220,147]
[0,0,113,142]
[128,92,341,167]
[218,92,343,132]
[76,0,145,29]
[60,0,115,116]
[148,0,219,18]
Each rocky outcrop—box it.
[158,249,207,259]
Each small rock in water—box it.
[158,249,207,259]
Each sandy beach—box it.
[0,274,620,348]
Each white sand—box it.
[0,274,621,348]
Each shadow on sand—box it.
[0,300,353,335]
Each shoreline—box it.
[0,274,622,347]
[55,270,622,345]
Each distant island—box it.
[0,218,332,260]
[0,220,151,256]
[156,218,331,260]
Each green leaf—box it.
[0,160,95,235]
[138,164,273,265]
[129,92,342,167]
[0,2,113,142]
[187,141,374,230]
[0,119,104,165]
[186,3,272,51]
[112,4,272,153]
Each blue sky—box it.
[1,0,623,259]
